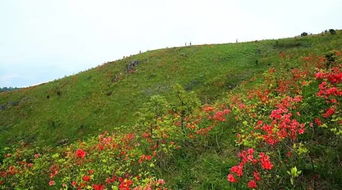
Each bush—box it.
[301,32,308,37]
[329,29,336,35]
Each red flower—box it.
[34,153,41,159]
[259,153,273,170]
[49,180,56,186]
[322,107,335,118]
[230,165,243,176]
[314,118,322,126]
[315,72,326,79]
[92,184,105,190]
[157,179,165,185]
[253,171,261,181]
[71,181,77,187]
[88,170,95,175]
[247,180,257,189]
[75,149,87,158]
[119,179,133,190]
[82,175,91,182]
[227,174,237,182]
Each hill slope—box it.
[0,31,341,189]
[0,32,341,148]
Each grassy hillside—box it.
[1,32,341,148]
[0,31,341,189]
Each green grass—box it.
[0,31,341,149]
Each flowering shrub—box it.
[226,51,342,189]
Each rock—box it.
[8,101,19,106]
[0,104,6,111]
[126,60,141,73]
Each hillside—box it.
[0,31,341,189]
[1,32,341,148]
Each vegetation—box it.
[0,87,19,93]
[0,30,341,189]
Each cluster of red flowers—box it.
[316,67,342,99]
[138,154,152,164]
[315,66,341,120]
[203,105,231,122]
[315,67,342,84]
[317,81,342,98]
[256,96,305,145]
[227,148,273,189]
[118,179,133,190]
[97,133,115,151]
[322,107,336,118]
[75,149,87,159]
[92,184,105,190]
[211,109,231,121]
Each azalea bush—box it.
[225,50,342,189]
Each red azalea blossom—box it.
[119,179,133,190]
[82,175,91,182]
[259,153,273,170]
[71,181,77,187]
[92,184,105,190]
[157,179,165,185]
[75,149,87,158]
[253,171,261,181]
[230,165,244,176]
[314,118,322,126]
[247,180,257,189]
[227,174,237,182]
[48,180,55,186]
[322,107,335,118]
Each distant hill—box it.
[0,87,19,93]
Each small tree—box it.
[137,95,170,138]
[301,32,308,37]
[329,29,336,35]
[171,84,201,136]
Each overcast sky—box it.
[0,0,341,87]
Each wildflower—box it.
[119,179,133,190]
[230,165,243,176]
[322,107,335,118]
[92,184,105,190]
[75,149,86,158]
[227,174,237,182]
[71,181,77,187]
[157,179,165,185]
[247,180,257,189]
[82,175,91,182]
[253,171,261,181]
[314,118,322,126]
[48,180,56,186]
[34,153,41,159]
[259,153,273,170]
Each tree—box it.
[171,84,201,135]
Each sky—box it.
[0,0,341,87]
